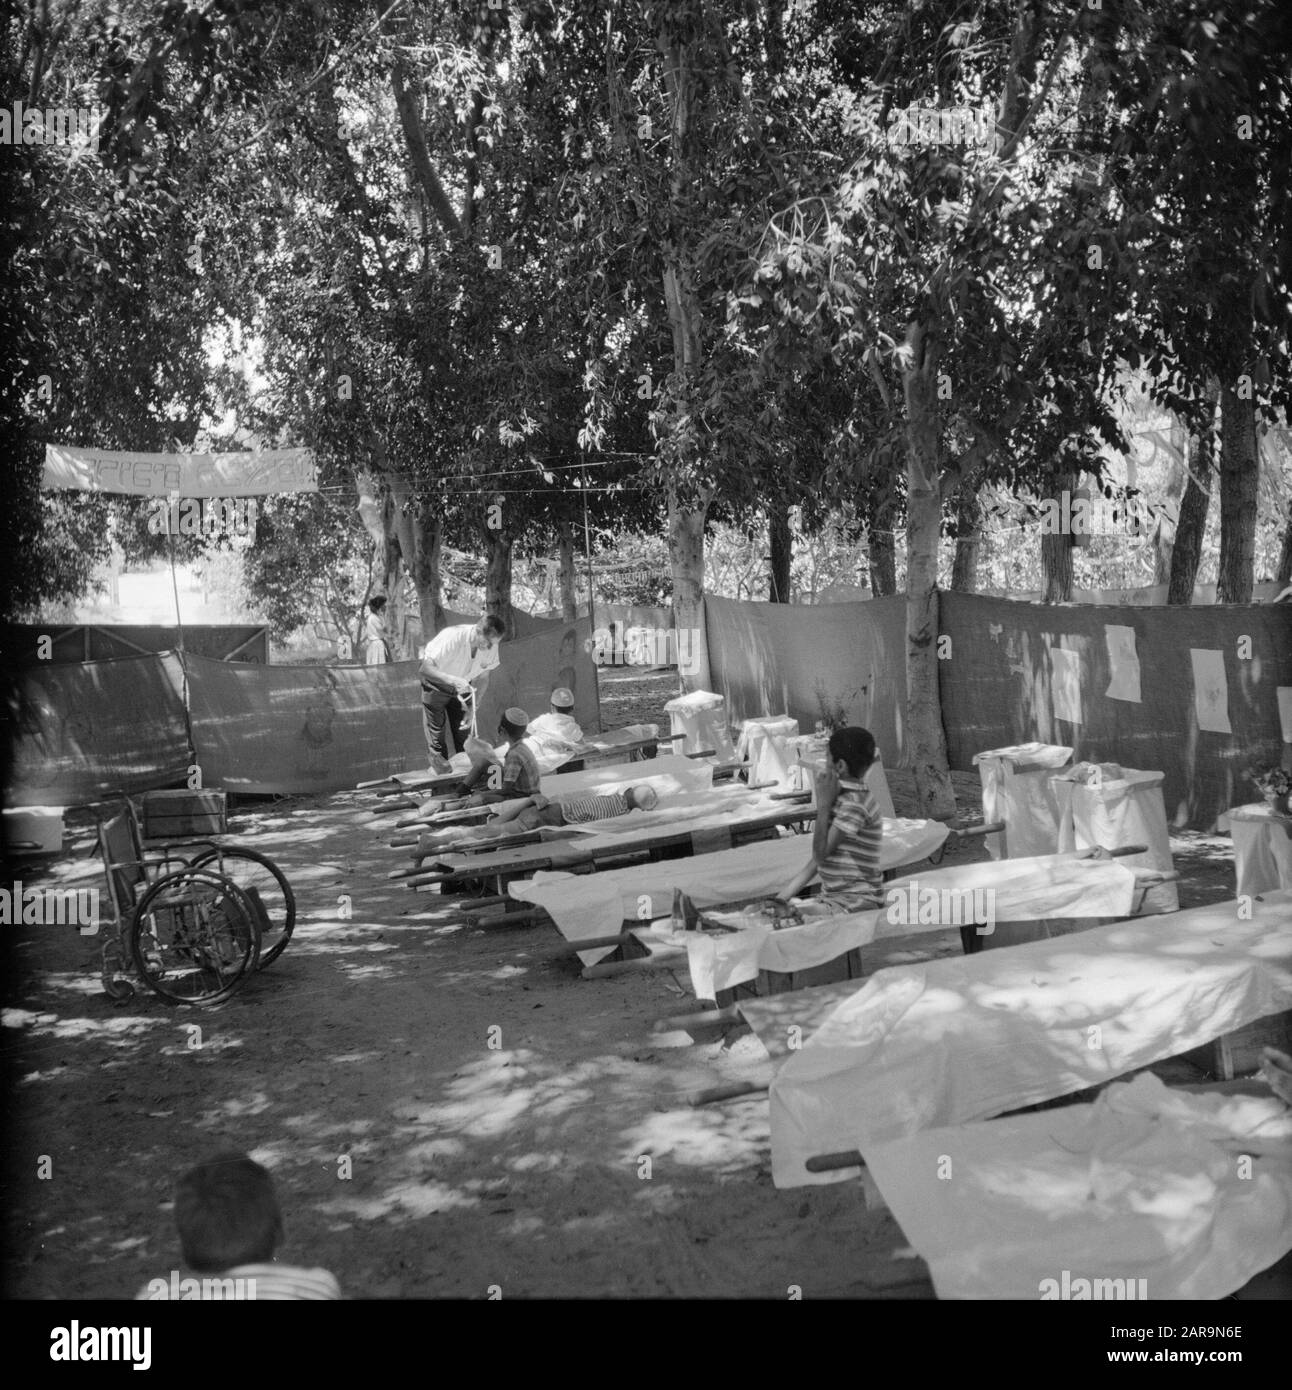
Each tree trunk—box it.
[950,479,982,593]
[1040,466,1076,603]
[653,19,712,691]
[390,56,463,239]
[484,530,513,635]
[902,343,955,820]
[405,503,445,649]
[668,489,712,692]
[1216,382,1260,603]
[557,521,578,620]
[355,467,406,647]
[768,503,792,602]
[868,482,898,597]
[1151,417,1187,586]
[1167,384,1218,604]
[1276,499,1292,586]
[388,474,445,653]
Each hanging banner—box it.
[42,444,318,497]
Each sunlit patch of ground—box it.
[3,691,1251,1299]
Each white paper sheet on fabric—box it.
[1049,646,1084,724]
[1191,648,1232,734]
[508,817,949,968]
[862,1073,1292,1301]
[974,743,1072,860]
[1054,769,1179,913]
[1218,804,1292,897]
[764,889,1292,1187]
[1103,624,1143,704]
[686,853,1137,1001]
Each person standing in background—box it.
[362,595,390,664]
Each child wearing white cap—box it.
[525,687,588,772]
[454,708,541,805]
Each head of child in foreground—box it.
[175,1152,283,1273]
[625,785,659,811]
[827,726,877,780]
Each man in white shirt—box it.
[419,614,506,771]
[525,687,587,772]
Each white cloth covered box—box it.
[663,690,736,759]
[1053,766,1179,912]
[736,716,799,790]
[973,742,1072,859]
[1218,803,1292,898]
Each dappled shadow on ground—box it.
[3,758,1239,1300]
[3,787,930,1300]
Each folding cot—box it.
[397,782,820,895]
[669,890,1291,1189]
[360,723,668,803]
[389,758,727,834]
[849,1072,1292,1300]
[502,817,964,972]
[639,846,1168,1012]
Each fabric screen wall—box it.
[469,615,599,738]
[183,655,426,793]
[8,652,192,805]
[187,617,598,793]
[704,594,909,765]
[939,592,1292,829]
[5,618,602,803]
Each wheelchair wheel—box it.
[130,869,261,1005]
[100,937,136,1002]
[187,846,295,969]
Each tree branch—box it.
[391,53,463,240]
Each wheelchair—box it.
[95,798,296,1005]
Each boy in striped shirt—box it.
[136,1152,340,1300]
[776,726,884,915]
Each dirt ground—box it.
[0,667,1274,1300]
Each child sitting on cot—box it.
[773,725,884,918]
[411,785,660,866]
[449,707,542,806]
[136,1151,340,1300]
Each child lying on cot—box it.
[773,725,885,917]
[411,785,660,866]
